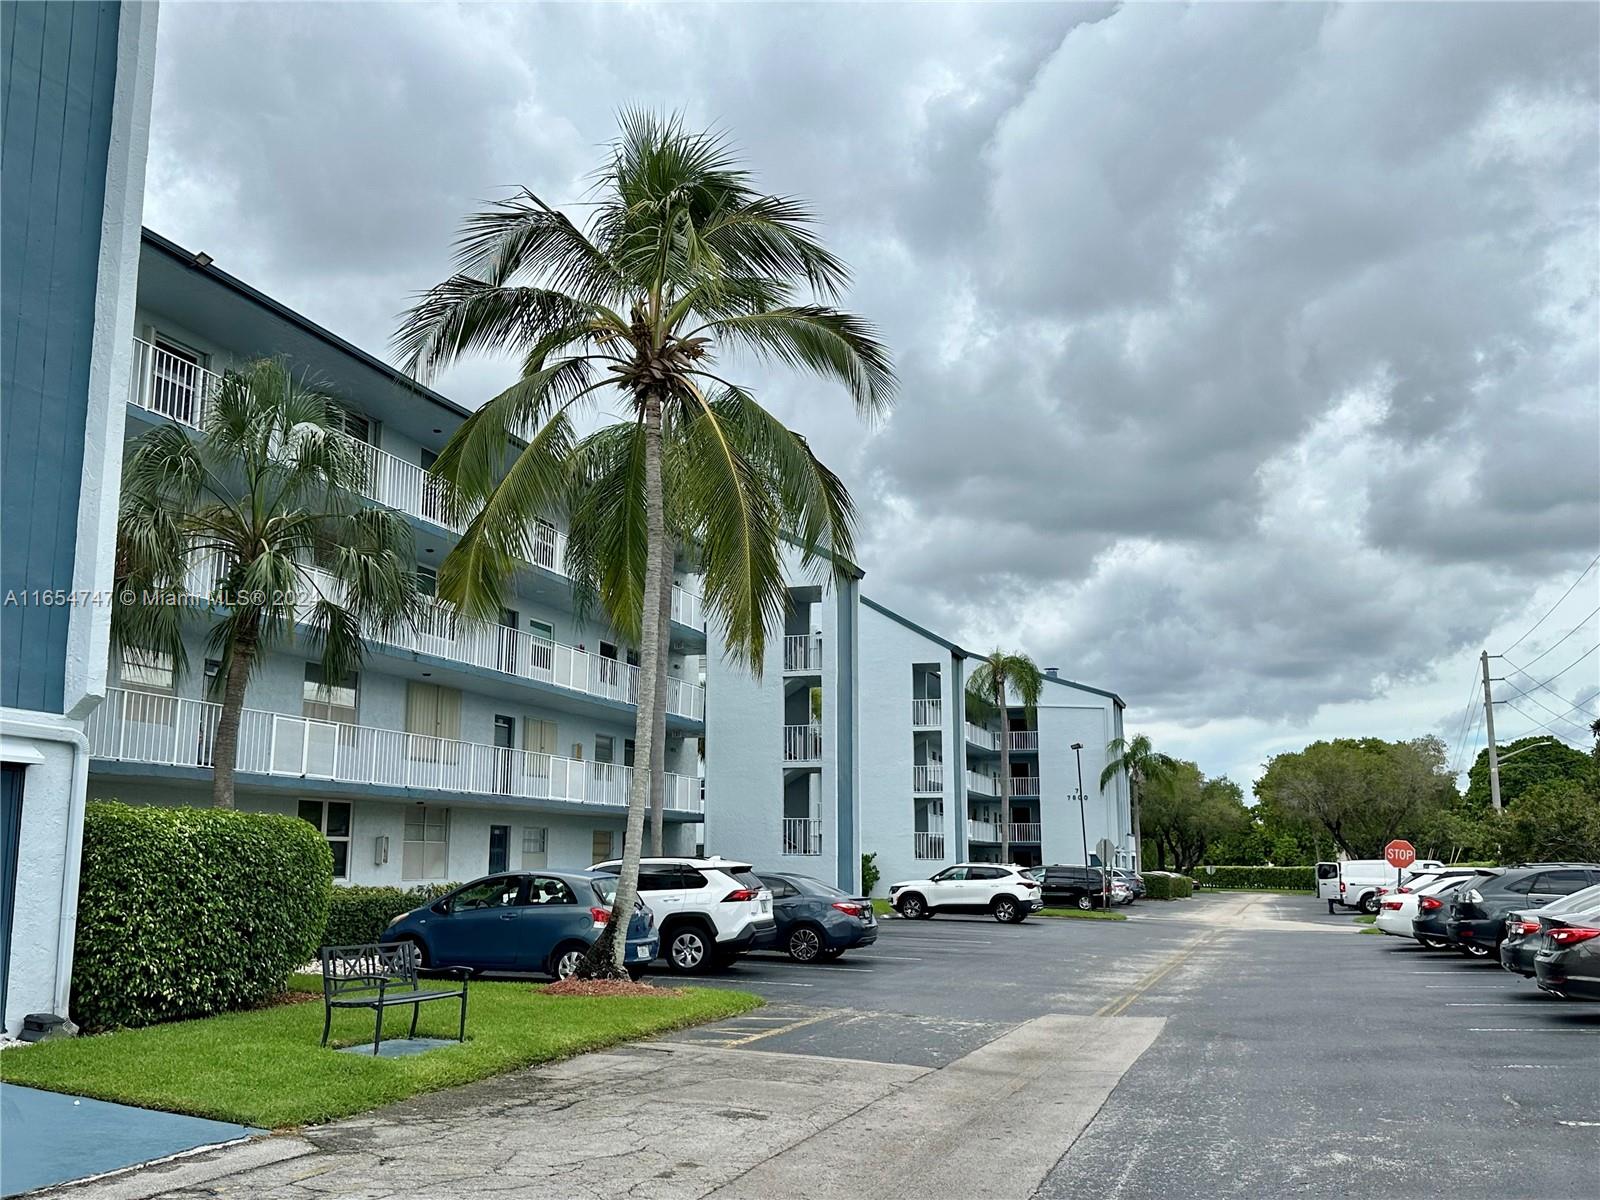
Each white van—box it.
[1323,858,1445,914]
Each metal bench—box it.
[320,942,469,1055]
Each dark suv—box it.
[1446,865,1600,958]
[1033,864,1117,910]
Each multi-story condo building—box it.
[2,1,159,1036]
[703,558,1131,895]
[81,229,707,886]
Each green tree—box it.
[396,112,893,975]
[966,651,1045,864]
[1100,733,1176,870]
[1253,736,1457,858]
[1465,735,1594,811]
[113,359,421,808]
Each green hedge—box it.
[72,802,332,1031]
[1191,865,1315,891]
[323,884,453,946]
[1143,872,1193,899]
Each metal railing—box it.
[781,817,823,856]
[783,634,823,672]
[1008,730,1040,752]
[967,771,1000,796]
[913,831,946,860]
[86,687,702,812]
[126,340,707,631]
[968,819,1001,842]
[911,698,942,727]
[965,723,1000,751]
[1008,823,1042,842]
[783,723,823,763]
[912,763,944,793]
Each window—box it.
[526,876,578,905]
[591,829,615,864]
[521,826,548,869]
[120,647,175,691]
[303,663,358,724]
[298,800,352,880]
[403,806,450,879]
[450,875,520,911]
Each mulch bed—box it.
[541,978,683,998]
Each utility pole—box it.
[1480,649,1502,811]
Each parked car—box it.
[1333,858,1447,914]
[889,863,1042,922]
[1533,912,1600,1000]
[755,871,878,962]
[1375,873,1477,937]
[1031,864,1118,910]
[382,870,658,979]
[591,856,777,973]
[1502,886,1600,978]
[1446,865,1600,958]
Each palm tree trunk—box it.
[210,639,255,809]
[605,389,666,976]
[997,680,1011,865]
[648,558,671,856]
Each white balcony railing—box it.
[911,698,941,727]
[782,817,823,856]
[967,771,1000,796]
[783,634,823,672]
[968,819,1001,843]
[86,688,703,812]
[912,763,944,793]
[1009,823,1043,842]
[965,723,1000,751]
[127,340,707,632]
[1009,775,1041,796]
[1008,730,1039,752]
[913,831,946,860]
[783,723,823,763]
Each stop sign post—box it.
[1385,839,1416,887]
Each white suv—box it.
[888,863,1043,923]
[593,856,777,972]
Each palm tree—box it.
[395,111,894,975]
[113,358,422,808]
[966,651,1044,864]
[1100,733,1176,871]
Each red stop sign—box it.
[1384,840,1416,869]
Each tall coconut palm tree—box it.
[113,358,422,808]
[966,650,1044,865]
[1100,733,1176,870]
[395,111,894,975]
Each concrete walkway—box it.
[54,1014,1162,1200]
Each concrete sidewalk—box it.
[56,1014,1162,1200]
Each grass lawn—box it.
[0,976,760,1129]
[1037,907,1128,921]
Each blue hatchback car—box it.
[382,869,658,979]
[754,871,878,962]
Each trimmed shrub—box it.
[323,885,449,946]
[1191,865,1315,892]
[72,801,332,1031]
[1143,872,1193,900]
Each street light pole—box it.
[1071,742,1088,868]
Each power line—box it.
[1502,552,1600,655]
[1505,604,1600,673]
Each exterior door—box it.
[0,765,24,1019]
[488,825,511,875]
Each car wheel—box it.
[992,896,1021,924]
[1420,936,1450,950]
[787,926,824,963]
[1461,941,1492,959]
[897,893,928,919]
[666,926,712,973]
[1076,895,1095,911]
[550,944,586,980]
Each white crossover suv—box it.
[592,856,777,972]
[888,863,1043,923]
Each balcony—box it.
[965,723,1000,752]
[783,723,823,764]
[127,339,708,632]
[783,634,823,673]
[911,698,941,728]
[781,817,823,856]
[86,687,703,812]
[913,831,946,860]
[1008,730,1039,752]
[912,763,944,793]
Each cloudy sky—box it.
[144,1,1599,788]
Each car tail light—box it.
[589,907,610,925]
[832,901,866,917]
[1381,901,1402,911]
[1420,896,1444,912]
[722,888,760,902]
[1548,927,1600,947]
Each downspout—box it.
[2,717,91,1020]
